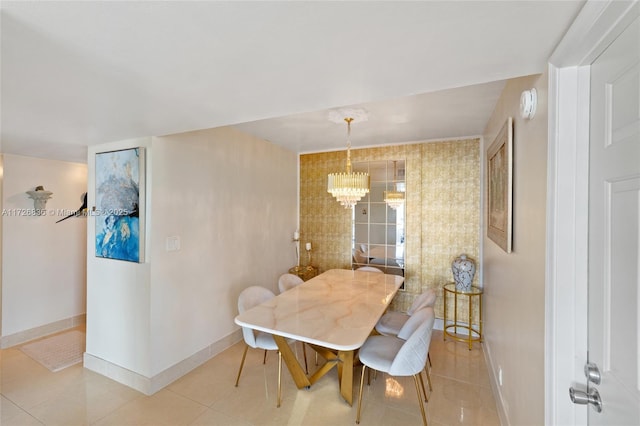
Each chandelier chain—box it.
[345,117,353,174]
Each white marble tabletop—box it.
[235,269,404,351]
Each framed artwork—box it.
[95,147,145,262]
[487,117,513,253]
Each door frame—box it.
[545,1,639,424]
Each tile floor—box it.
[1,328,500,425]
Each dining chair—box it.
[277,273,310,373]
[235,286,287,407]
[375,288,436,335]
[277,273,304,293]
[356,266,383,273]
[375,288,437,392]
[356,307,436,425]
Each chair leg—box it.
[235,344,249,387]
[424,365,433,391]
[277,351,282,408]
[263,349,268,364]
[427,352,432,369]
[418,371,428,402]
[413,374,428,426]
[356,365,367,424]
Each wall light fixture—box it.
[26,185,53,214]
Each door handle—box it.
[569,386,603,413]
[584,362,601,385]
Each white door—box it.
[588,14,640,424]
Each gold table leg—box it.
[443,288,448,341]
[468,291,473,350]
[273,335,311,389]
[273,335,354,405]
[307,344,355,406]
[272,337,355,405]
[339,350,354,406]
[454,290,458,335]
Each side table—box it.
[443,282,483,350]
[288,265,318,281]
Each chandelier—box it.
[384,160,405,210]
[327,116,370,208]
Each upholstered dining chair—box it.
[276,273,309,373]
[375,288,436,335]
[356,266,383,273]
[375,288,437,393]
[356,307,436,425]
[277,273,304,293]
[235,286,287,407]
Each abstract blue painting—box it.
[95,147,145,262]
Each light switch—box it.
[166,236,181,251]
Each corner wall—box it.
[85,129,298,393]
[482,73,548,425]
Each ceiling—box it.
[0,1,585,163]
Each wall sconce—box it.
[26,185,53,214]
[292,230,301,269]
[305,242,313,267]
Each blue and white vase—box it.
[452,254,475,291]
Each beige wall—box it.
[149,127,298,375]
[482,73,548,425]
[0,155,3,337]
[300,139,480,318]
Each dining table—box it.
[234,268,404,405]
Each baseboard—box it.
[483,340,509,425]
[434,318,444,331]
[0,314,86,349]
[84,328,243,395]
[83,352,153,395]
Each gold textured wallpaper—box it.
[299,139,480,324]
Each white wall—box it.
[1,154,87,343]
[85,129,298,390]
[482,73,548,425]
[86,137,153,376]
[149,126,297,375]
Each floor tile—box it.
[1,327,500,425]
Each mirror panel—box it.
[370,202,387,224]
[352,160,405,282]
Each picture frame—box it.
[487,117,513,253]
[95,147,146,262]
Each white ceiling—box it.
[0,1,585,163]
